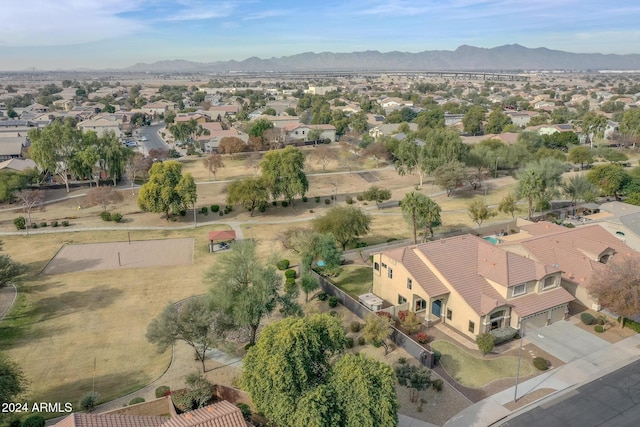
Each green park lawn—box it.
[331,265,373,299]
[431,340,533,388]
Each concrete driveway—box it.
[524,320,609,363]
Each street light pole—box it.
[514,321,525,402]
[495,157,500,178]
[193,203,197,229]
[332,183,337,206]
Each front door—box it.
[431,300,442,318]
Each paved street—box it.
[137,123,169,153]
[524,320,609,363]
[502,359,640,427]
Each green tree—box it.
[620,109,640,140]
[146,296,225,372]
[418,127,468,174]
[262,107,277,116]
[362,185,391,209]
[247,118,274,138]
[434,160,468,197]
[393,138,424,186]
[498,192,519,219]
[562,175,599,211]
[226,177,269,216]
[299,272,319,302]
[260,146,308,205]
[331,354,398,426]
[301,233,342,274]
[164,110,176,124]
[395,363,432,403]
[462,106,486,135]
[29,119,83,192]
[313,206,372,250]
[0,354,27,405]
[240,314,347,427]
[307,128,323,142]
[208,241,281,345]
[401,192,442,243]
[567,146,594,170]
[137,161,197,219]
[581,112,608,145]
[587,164,630,198]
[363,313,394,355]
[468,198,497,227]
[625,192,640,206]
[485,108,512,134]
[516,169,544,220]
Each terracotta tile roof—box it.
[402,248,449,297]
[53,413,166,427]
[510,286,574,318]
[518,222,566,236]
[509,224,639,289]
[208,230,236,241]
[161,401,247,427]
[477,240,556,287]
[54,402,247,427]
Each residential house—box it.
[207,104,241,118]
[506,111,538,127]
[77,116,122,138]
[0,158,37,172]
[306,86,337,95]
[175,113,207,124]
[52,99,75,111]
[0,139,27,160]
[525,123,574,135]
[498,222,640,310]
[444,114,464,127]
[534,101,556,111]
[282,123,336,142]
[53,400,248,427]
[372,235,573,338]
[368,123,418,140]
[143,101,177,116]
[577,201,640,251]
[255,115,300,128]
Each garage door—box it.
[549,305,567,323]
[522,311,547,328]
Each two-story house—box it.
[372,235,574,339]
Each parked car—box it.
[139,136,148,141]
[123,141,137,147]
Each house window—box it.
[388,268,393,279]
[381,262,387,269]
[407,278,412,290]
[512,284,526,297]
[543,276,555,290]
[398,295,407,305]
[374,262,380,271]
[468,321,475,333]
[489,310,504,330]
[446,309,453,320]
[415,299,426,311]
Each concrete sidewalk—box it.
[443,333,640,427]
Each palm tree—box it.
[516,170,544,220]
[562,175,598,215]
[401,192,442,244]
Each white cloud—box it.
[242,10,287,21]
[162,1,237,21]
[0,0,147,46]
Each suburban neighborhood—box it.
[2,65,640,427]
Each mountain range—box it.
[124,44,640,73]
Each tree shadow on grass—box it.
[26,286,125,321]
[31,370,154,417]
[41,256,104,275]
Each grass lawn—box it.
[431,340,533,388]
[0,228,226,410]
[331,265,373,298]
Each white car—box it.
[123,141,138,147]
[139,136,148,141]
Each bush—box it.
[621,317,640,333]
[346,337,354,348]
[315,196,321,203]
[179,209,186,216]
[358,336,366,346]
[324,198,331,204]
[533,357,549,371]
[201,206,208,214]
[100,211,112,221]
[356,194,364,201]
[431,378,444,392]
[276,259,290,270]
[328,296,339,308]
[355,241,367,248]
[155,385,170,398]
[31,223,38,229]
[416,332,428,344]
[225,205,232,213]
[594,325,605,333]
[581,312,596,325]
[489,326,518,345]
[398,310,408,322]
[329,310,338,317]
[129,397,145,405]
[51,220,59,227]
[111,212,123,223]
[13,216,26,230]
[284,269,297,279]
[272,200,277,206]
[79,391,100,412]
[281,201,289,207]
[22,416,45,427]
[476,333,495,355]
[61,220,70,227]
[285,277,296,289]
[345,195,353,204]
[317,292,328,301]
[350,321,361,333]
[597,316,606,326]
[40,222,47,227]
[398,357,407,364]
[219,211,224,216]
[433,349,442,365]
[210,205,220,213]
[237,403,252,422]
[302,196,308,202]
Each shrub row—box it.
[581,312,596,325]
[620,317,640,333]
[489,326,518,345]
[100,211,123,222]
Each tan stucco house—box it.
[372,234,574,339]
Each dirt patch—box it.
[42,238,194,275]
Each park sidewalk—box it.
[443,333,640,426]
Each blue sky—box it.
[1,0,639,70]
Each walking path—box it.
[0,283,17,321]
